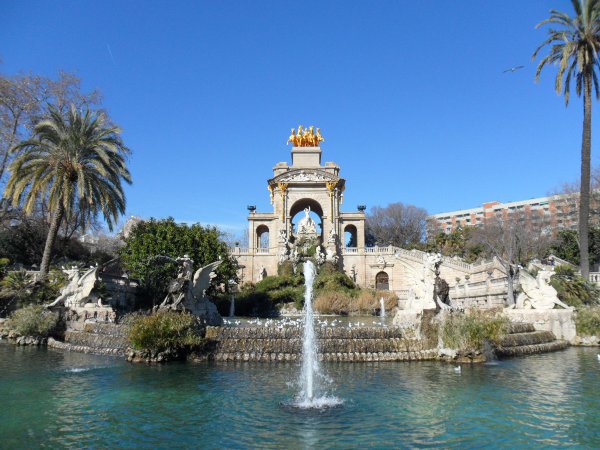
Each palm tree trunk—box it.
[40,203,64,279]
[579,73,592,280]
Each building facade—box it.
[229,131,509,305]
[426,194,582,236]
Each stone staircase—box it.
[48,323,130,356]
[204,326,437,362]
[496,322,568,357]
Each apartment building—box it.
[426,194,582,236]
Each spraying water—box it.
[295,260,342,409]
[300,261,318,403]
[380,297,386,319]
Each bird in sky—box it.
[503,65,524,73]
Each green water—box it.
[1,342,599,449]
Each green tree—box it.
[533,0,600,279]
[551,227,600,267]
[3,105,131,278]
[119,218,238,306]
[426,227,484,263]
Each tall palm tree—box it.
[3,105,132,278]
[533,0,600,279]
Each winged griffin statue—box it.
[156,257,223,325]
[46,266,99,309]
[515,269,572,310]
[393,252,451,312]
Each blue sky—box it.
[1,1,597,235]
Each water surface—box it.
[1,343,599,448]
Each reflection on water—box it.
[0,343,599,448]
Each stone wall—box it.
[503,309,576,342]
[203,325,437,362]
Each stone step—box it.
[207,326,405,340]
[82,322,129,337]
[64,330,129,350]
[506,322,536,334]
[48,337,128,356]
[211,349,438,362]
[498,331,556,347]
[214,337,425,354]
[496,340,568,357]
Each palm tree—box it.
[3,105,132,278]
[533,0,600,280]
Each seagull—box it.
[503,65,524,73]
[597,354,600,361]
[454,365,462,373]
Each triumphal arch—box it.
[230,126,507,305]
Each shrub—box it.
[0,270,33,313]
[550,265,600,307]
[440,309,508,352]
[575,307,600,337]
[313,289,398,315]
[255,275,302,293]
[128,310,203,353]
[350,290,398,315]
[7,305,60,337]
[314,291,353,315]
[0,258,9,279]
[277,261,295,277]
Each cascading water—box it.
[295,260,342,409]
[380,297,385,319]
[229,295,235,318]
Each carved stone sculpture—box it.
[516,269,572,310]
[46,266,116,324]
[325,230,339,264]
[46,267,99,309]
[258,265,267,281]
[157,259,223,325]
[297,207,317,235]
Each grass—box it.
[128,310,203,353]
[575,306,600,337]
[439,308,508,353]
[7,304,60,337]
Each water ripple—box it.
[1,344,600,448]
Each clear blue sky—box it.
[1,1,597,235]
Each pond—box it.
[1,343,599,448]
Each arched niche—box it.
[375,271,389,291]
[344,224,358,247]
[256,225,269,249]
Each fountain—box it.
[295,260,341,408]
[229,294,235,318]
[380,297,385,319]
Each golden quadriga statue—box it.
[287,125,324,147]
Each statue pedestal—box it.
[503,308,575,342]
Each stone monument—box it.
[156,258,223,326]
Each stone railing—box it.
[228,247,249,255]
[228,247,271,255]
[589,272,600,285]
[449,278,508,309]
